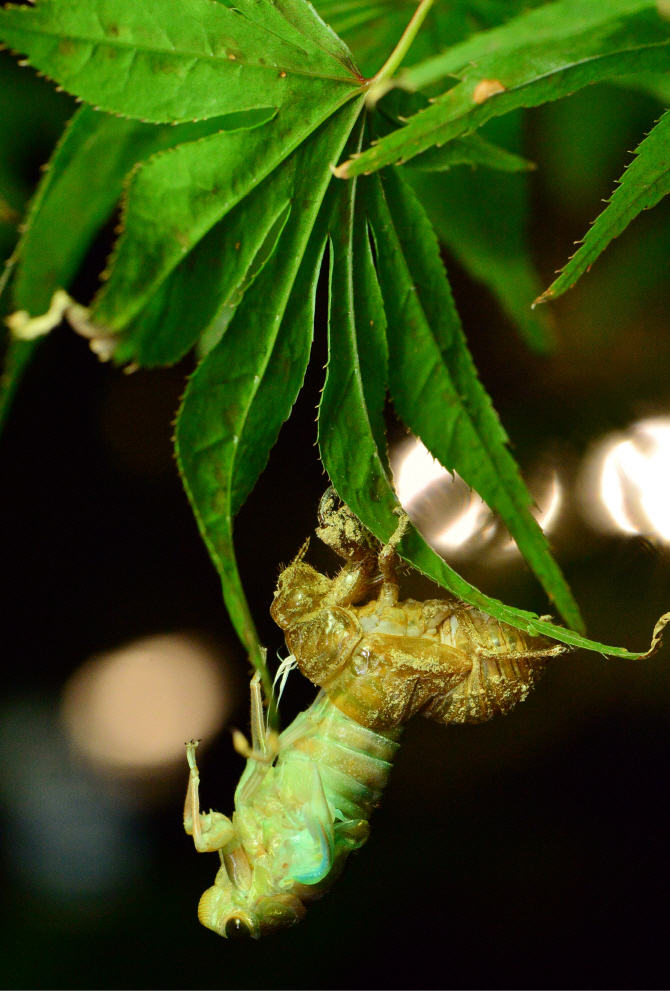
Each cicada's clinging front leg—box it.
[376,508,411,609]
[316,488,379,609]
[183,740,236,853]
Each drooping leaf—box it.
[318,143,663,659]
[320,113,389,477]
[0,54,72,432]
[407,113,553,352]
[538,110,670,304]
[0,0,361,124]
[0,49,73,258]
[175,99,363,694]
[12,104,274,316]
[197,203,292,359]
[91,94,358,332]
[351,218,389,469]
[338,0,670,177]
[319,114,390,469]
[0,101,274,430]
[368,95,551,351]
[365,166,584,633]
[318,127,398,528]
[114,167,293,368]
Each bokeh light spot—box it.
[437,494,492,550]
[392,437,562,560]
[61,633,229,773]
[579,417,670,541]
[394,440,451,505]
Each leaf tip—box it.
[532,289,553,308]
[639,611,670,659]
[332,160,351,179]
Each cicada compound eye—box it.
[224,916,253,940]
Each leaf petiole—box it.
[364,0,436,106]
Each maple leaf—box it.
[4,0,670,672]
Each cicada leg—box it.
[457,607,568,662]
[317,488,379,608]
[183,740,236,853]
[376,509,411,608]
[233,672,282,807]
[231,671,280,764]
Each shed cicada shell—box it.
[183,490,572,939]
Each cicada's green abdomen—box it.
[189,694,401,939]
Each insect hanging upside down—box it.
[183,490,572,939]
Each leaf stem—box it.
[365,0,436,105]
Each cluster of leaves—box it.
[1,0,670,693]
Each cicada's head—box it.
[316,487,379,561]
[197,881,306,940]
[270,541,331,631]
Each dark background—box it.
[2,51,670,990]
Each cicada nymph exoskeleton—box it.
[183,489,568,939]
[273,488,564,730]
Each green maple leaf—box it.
[2,0,668,683]
[338,0,670,178]
[538,110,670,304]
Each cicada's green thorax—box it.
[197,694,401,939]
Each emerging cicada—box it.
[184,490,568,939]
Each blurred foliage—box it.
[0,52,73,272]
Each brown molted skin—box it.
[327,631,471,730]
[270,560,331,628]
[271,560,364,685]
[272,541,563,732]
